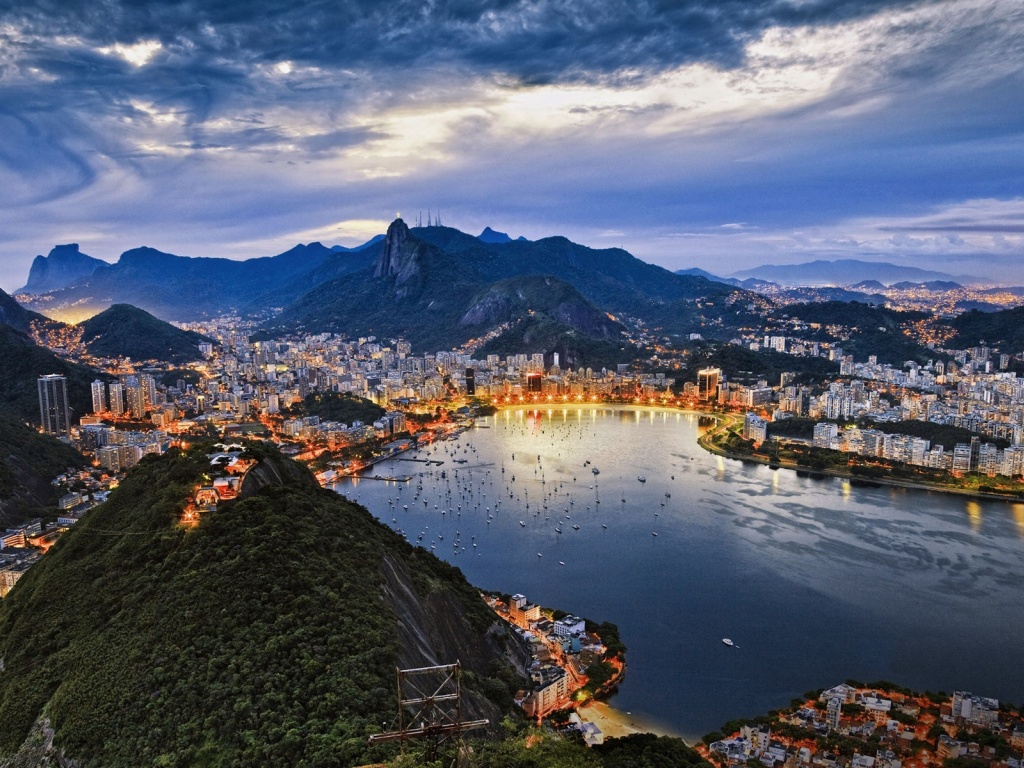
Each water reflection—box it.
[334,405,1024,740]
[966,500,982,532]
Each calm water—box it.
[334,406,1024,740]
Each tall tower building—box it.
[125,384,146,418]
[38,374,71,437]
[108,381,125,417]
[91,379,107,414]
[697,367,721,401]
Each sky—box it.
[0,0,1022,290]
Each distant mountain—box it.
[77,304,213,364]
[16,244,107,295]
[0,445,523,766]
[732,260,983,287]
[852,280,887,291]
[674,267,735,284]
[17,242,339,322]
[264,219,752,354]
[330,234,384,252]
[890,280,962,291]
[478,226,512,244]
[775,287,887,305]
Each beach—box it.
[577,701,683,741]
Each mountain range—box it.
[728,259,984,287]
[15,220,753,364]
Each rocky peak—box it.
[19,243,106,295]
[373,218,421,285]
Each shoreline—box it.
[577,700,686,741]
[487,402,1024,503]
[696,415,1024,504]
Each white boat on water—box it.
[722,638,737,648]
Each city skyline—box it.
[0,0,1021,291]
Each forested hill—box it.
[77,303,212,363]
[0,412,84,524]
[0,323,99,424]
[0,444,525,767]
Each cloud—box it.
[0,0,1021,290]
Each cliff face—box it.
[372,218,423,289]
[18,245,106,295]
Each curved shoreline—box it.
[696,412,1024,504]
[484,402,1024,504]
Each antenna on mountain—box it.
[427,208,432,227]
[368,662,487,766]
[437,210,442,227]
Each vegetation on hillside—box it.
[0,323,102,423]
[0,412,85,521]
[77,304,212,364]
[0,445,518,767]
[284,391,385,424]
[477,315,638,371]
[952,306,1024,353]
[686,342,838,386]
[777,302,938,365]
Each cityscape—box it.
[0,0,1022,766]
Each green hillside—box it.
[0,412,85,523]
[264,220,755,350]
[0,323,101,424]
[0,445,522,767]
[952,306,1024,353]
[77,303,212,364]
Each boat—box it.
[519,521,526,527]
[722,638,737,648]
[572,524,580,530]
[559,561,566,566]
[592,467,600,475]
[637,476,646,483]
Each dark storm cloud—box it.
[6,0,931,84]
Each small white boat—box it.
[722,638,737,648]
[637,476,646,483]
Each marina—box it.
[334,405,1024,741]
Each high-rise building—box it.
[108,381,125,417]
[526,372,543,393]
[140,374,157,410]
[38,374,71,437]
[91,379,107,414]
[465,368,476,396]
[697,367,721,401]
[125,383,146,418]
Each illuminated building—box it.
[465,367,475,396]
[38,374,71,437]
[697,367,720,401]
[91,379,107,414]
[526,372,543,393]
[108,381,125,417]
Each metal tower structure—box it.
[368,662,488,764]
